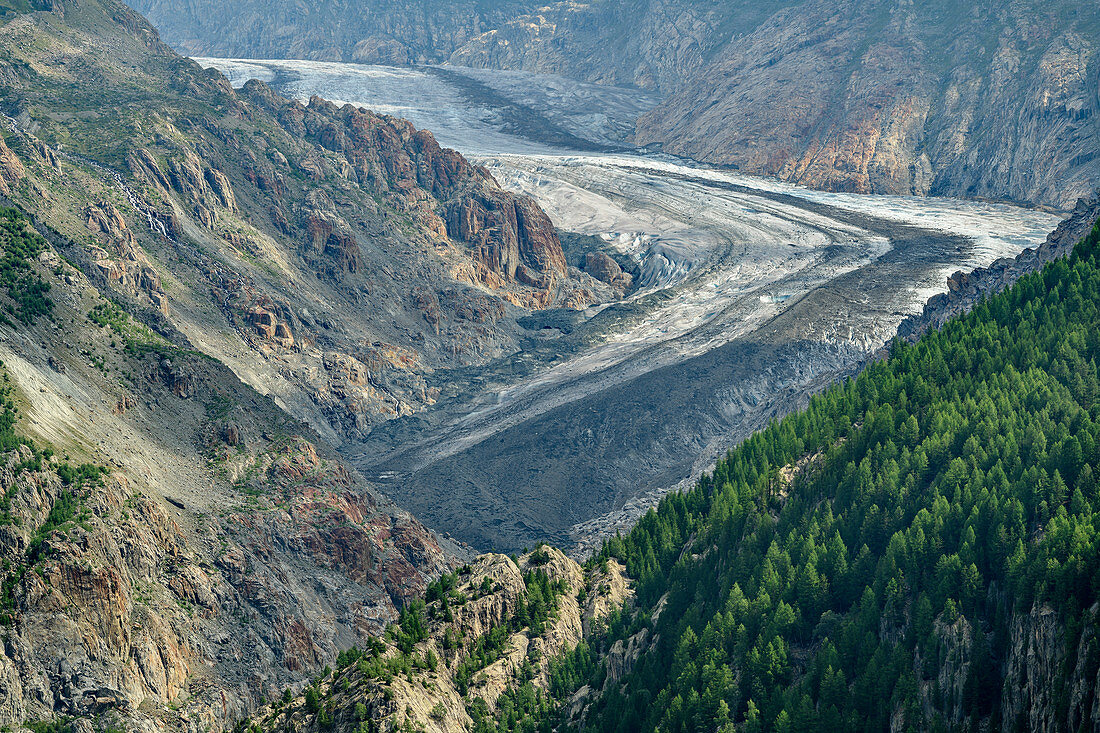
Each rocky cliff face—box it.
[238,85,572,307]
[904,602,1100,732]
[1000,603,1100,732]
[634,0,1100,210]
[0,451,196,727]
[0,18,621,728]
[128,0,519,68]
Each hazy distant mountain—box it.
[126,0,796,94]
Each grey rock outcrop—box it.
[897,196,1100,342]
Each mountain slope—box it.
[1,0,611,449]
[125,0,779,95]
[0,203,455,731]
[634,0,1100,210]
[0,0,625,728]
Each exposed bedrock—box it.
[898,195,1100,342]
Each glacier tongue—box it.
[197,55,1061,552]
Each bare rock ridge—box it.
[239,84,573,306]
[900,599,1100,731]
[898,195,1100,342]
[127,0,1100,210]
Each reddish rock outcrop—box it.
[222,436,453,622]
[441,288,505,324]
[0,449,203,726]
[84,202,170,315]
[245,303,295,348]
[0,136,26,195]
[240,83,570,294]
[323,230,361,274]
[410,285,442,329]
[157,357,195,398]
[584,251,633,291]
[204,167,237,212]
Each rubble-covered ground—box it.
[199,57,1061,553]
